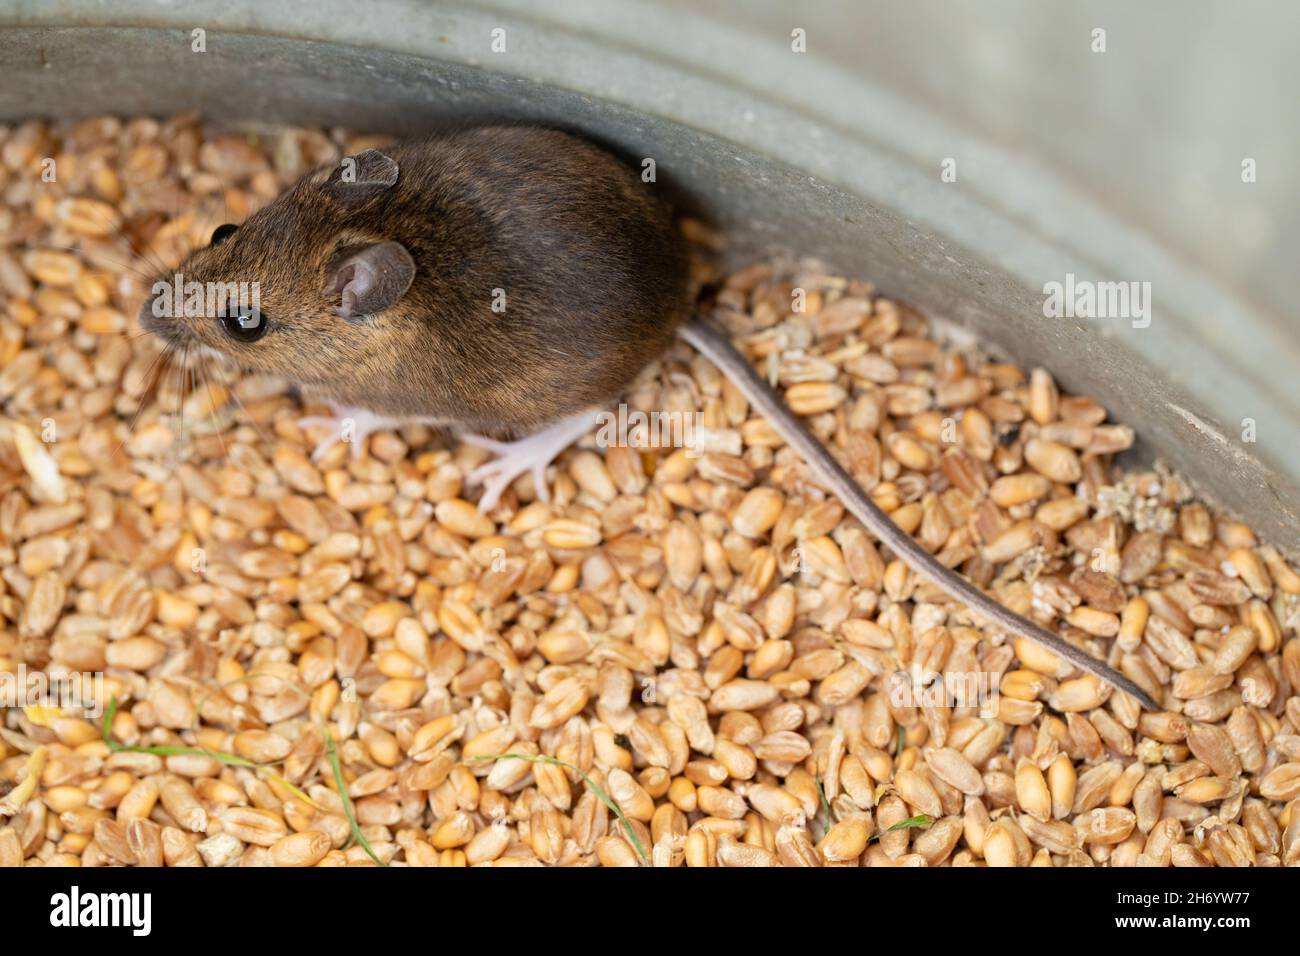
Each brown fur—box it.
[141,127,691,432]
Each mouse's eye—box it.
[220,305,267,343]
[210,223,239,246]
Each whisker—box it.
[136,222,173,280]
[80,204,173,279]
[139,340,174,395]
[38,242,155,283]
[199,355,230,461]
[174,341,190,468]
[223,377,271,446]
[120,203,176,280]
[110,337,174,461]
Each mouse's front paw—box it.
[460,409,603,512]
[298,406,405,462]
[463,448,545,513]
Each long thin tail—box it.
[680,317,1159,711]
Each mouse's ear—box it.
[323,149,400,206]
[326,241,416,318]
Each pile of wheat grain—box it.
[0,115,1297,867]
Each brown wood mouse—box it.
[139,126,1157,710]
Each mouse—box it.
[138,125,1159,711]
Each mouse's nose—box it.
[137,295,158,332]
[137,288,169,335]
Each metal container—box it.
[3,0,1296,550]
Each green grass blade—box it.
[100,694,118,745]
[869,813,933,843]
[324,727,387,867]
[101,694,257,766]
[474,752,648,865]
[814,774,833,838]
